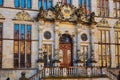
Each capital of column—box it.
[77,23,82,27]
[39,20,45,25]
[55,21,60,26]
[54,29,60,34]
[38,22,44,32]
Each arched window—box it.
[14,0,32,9]
[38,0,53,10]
[0,0,3,6]
[78,0,91,15]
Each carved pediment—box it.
[15,11,32,21]
[0,13,4,19]
[115,19,120,27]
[37,3,96,24]
[97,18,109,27]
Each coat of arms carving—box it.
[37,2,96,24]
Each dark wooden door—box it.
[59,43,72,67]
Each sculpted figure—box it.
[19,72,28,80]
[89,12,96,23]
[37,6,44,21]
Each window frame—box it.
[38,0,53,10]
[78,0,91,15]
[98,30,111,67]
[0,23,3,69]
[97,0,109,17]
[0,0,3,6]
[14,24,32,68]
[14,0,32,9]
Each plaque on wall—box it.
[81,34,87,41]
[44,31,51,39]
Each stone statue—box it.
[76,6,84,21]
[89,12,96,23]
[37,6,44,21]
[6,77,10,80]
[19,72,28,80]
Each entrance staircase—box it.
[28,67,117,80]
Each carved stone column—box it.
[76,24,81,53]
[90,24,97,66]
[76,24,84,66]
[37,20,44,70]
[53,22,60,66]
[72,33,77,66]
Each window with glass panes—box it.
[98,30,111,67]
[14,0,32,9]
[115,31,120,67]
[0,23,2,68]
[38,0,52,10]
[14,24,31,68]
[97,0,109,17]
[113,0,120,18]
[0,0,3,6]
[78,0,91,15]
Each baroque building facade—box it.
[0,0,120,79]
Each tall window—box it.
[115,31,120,67]
[14,24,31,68]
[98,30,111,67]
[78,0,91,15]
[0,0,3,6]
[14,0,32,9]
[97,0,109,17]
[67,0,72,4]
[113,1,120,18]
[38,0,53,10]
[0,23,2,68]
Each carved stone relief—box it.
[97,18,109,27]
[15,11,32,21]
[115,19,120,27]
[0,13,4,19]
[37,3,96,24]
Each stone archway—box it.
[59,34,73,67]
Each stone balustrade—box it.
[28,67,106,80]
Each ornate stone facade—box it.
[0,0,119,80]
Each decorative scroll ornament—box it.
[37,3,96,24]
[0,13,4,18]
[115,19,120,27]
[16,11,32,21]
[97,18,109,27]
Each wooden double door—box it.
[59,43,73,67]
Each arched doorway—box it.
[59,34,73,67]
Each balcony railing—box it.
[28,67,106,80]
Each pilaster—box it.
[37,20,45,70]
[53,21,61,66]
[111,27,116,68]
[72,32,77,66]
